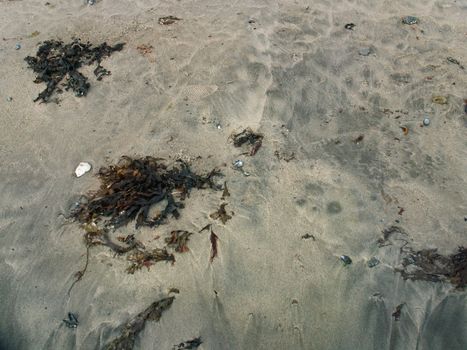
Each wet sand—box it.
[1,0,467,349]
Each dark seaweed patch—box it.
[392,303,405,321]
[126,248,175,274]
[165,230,193,253]
[173,337,202,349]
[73,156,220,230]
[159,16,181,25]
[377,225,407,247]
[69,156,221,277]
[396,246,467,289]
[210,203,233,224]
[103,296,175,350]
[209,228,219,263]
[24,39,124,103]
[230,128,264,156]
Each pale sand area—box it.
[1,0,467,349]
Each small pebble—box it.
[340,255,352,266]
[7,97,13,102]
[367,257,380,268]
[15,43,21,50]
[423,118,430,126]
[402,16,418,25]
[87,0,95,4]
[358,47,371,56]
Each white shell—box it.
[75,162,92,177]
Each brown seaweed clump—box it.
[165,230,193,253]
[104,296,175,350]
[68,156,220,279]
[126,248,175,274]
[209,203,233,224]
[397,246,467,289]
[24,39,125,103]
[230,128,264,156]
[73,156,220,230]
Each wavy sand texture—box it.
[0,0,466,349]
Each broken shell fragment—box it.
[233,160,244,169]
[423,118,430,126]
[75,162,92,177]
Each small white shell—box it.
[75,162,92,177]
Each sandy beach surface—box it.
[1,0,467,349]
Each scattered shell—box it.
[423,118,430,126]
[367,257,380,268]
[344,23,355,30]
[15,43,21,50]
[432,96,447,104]
[87,0,95,5]
[232,159,250,177]
[6,97,13,102]
[402,16,418,25]
[75,162,92,177]
[340,255,352,266]
[233,160,244,169]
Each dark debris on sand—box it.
[24,39,124,102]
[70,156,221,275]
[210,203,233,224]
[396,246,467,289]
[73,156,221,230]
[173,337,202,350]
[103,296,175,350]
[392,303,405,321]
[230,128,264,156]
[159,16,181,25]
[165,230,193,253]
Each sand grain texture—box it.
[1,0,467,349]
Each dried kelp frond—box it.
[210,203,233,224]
[126,248,175,274]
[173,337,202,350]
[73,156,221,230]
[165,230,193,253]
[221,182,230,200]
[396,246,467,289]
[230,128,264,156]
[209,229,219,263]
[104,296,175,350]
[378,225,407,247]
[24,39,125,102]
